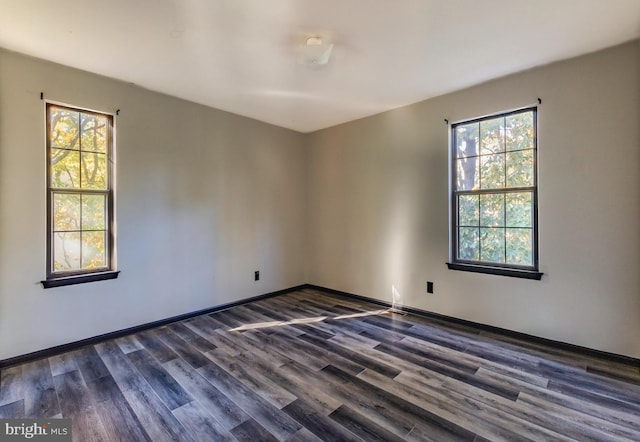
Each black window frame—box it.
[447,107,542,280]
[43,103,119,288]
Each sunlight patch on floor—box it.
[228,309,389,332]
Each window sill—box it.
[42,271,120,289]
[447,263,543,280]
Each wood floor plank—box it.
[475,366,640,432]
[49,351,80,377]
[205,347,297,409]
[263,296,339,322]
[198,361,302,439]
[272,329,365,375]
[354,319,413,344]
[282,398,363,441]
[329,404,407,442]
[208,309,244,329]
[537,360,640,405]
[134,329,180,363]
[388,369,563,442]
[479,329,600,369]
[95,340,148,393]
[236,352,343,414]
[230,417,279,442]
[249,298,307,321]
[53,370,110,442]
[297,332,398,377]
[547,380,640,417]
[127,349,192,410]
[266,327,341,366]
[401,335,549,388]
[375,341,520,401]
[406,421,455,442]
[363,313,471,353]
[323,364,480,441]
[515,391,640,441]
[20,358,59,418]
[438,374,623,441]
[115,334,144,354]
[156,325,211,369]
[86,374,152,442]
[239,328,328,371]
[0,399,25,418]
[461,338,550,372]
[184,320,247,357]
[166,322,218,354]
[0,365,23,406]
[241,307,322,334]
[215,327,292,367]
[3,288,640,441]
[121,384,195,442]
[391,337,479,374]
[284,427,325,442]
[306,363,420,436]
[228,305,288,329]
[327,326,384,349]
[74,345,110,383]
[172,400,236,441]
[251,297,335,331]
[586,363,640,385]
[397,308,483,339]
[330,333,426,375]
[163,357,249,431]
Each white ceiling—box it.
[1,0,639,133]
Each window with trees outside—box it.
[44,103,118,288]
[448,107,542,280]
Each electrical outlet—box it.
[427,281,434,293]
[255,271,260,281]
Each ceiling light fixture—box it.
[297,36,334,66]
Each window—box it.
[44,103,118,288]
[448,107,542,279]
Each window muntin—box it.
[452,108,538,271]
[46,104,114,278]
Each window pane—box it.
[506,111,534,151]
[458,227,479,260]
[82,194,106,230]
[480,228,505,263]
[456,157,479,190]
[81,152,107,189]
[480,154,505,189]
[81,113,108,153]
[47,104,114,278]
[53,193,80,232]
[458,195,479,226]
[50,149,80,188]
[506,150,534,187]
[82,231,107,269]
[480,117,504,155]
[505,192,532,228]
[451,108,537,273]
[53,232,81,271]
[455,123,479,158]
[49,107,80,150]
[480,194,504,227]
[506,228,533,266]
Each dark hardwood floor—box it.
[1,288,640,441]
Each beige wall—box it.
[2,40,639,361]
[307,40,640,358]
[0,50,307,360]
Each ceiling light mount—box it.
[306,36,323,46]
[297,36,334,66]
